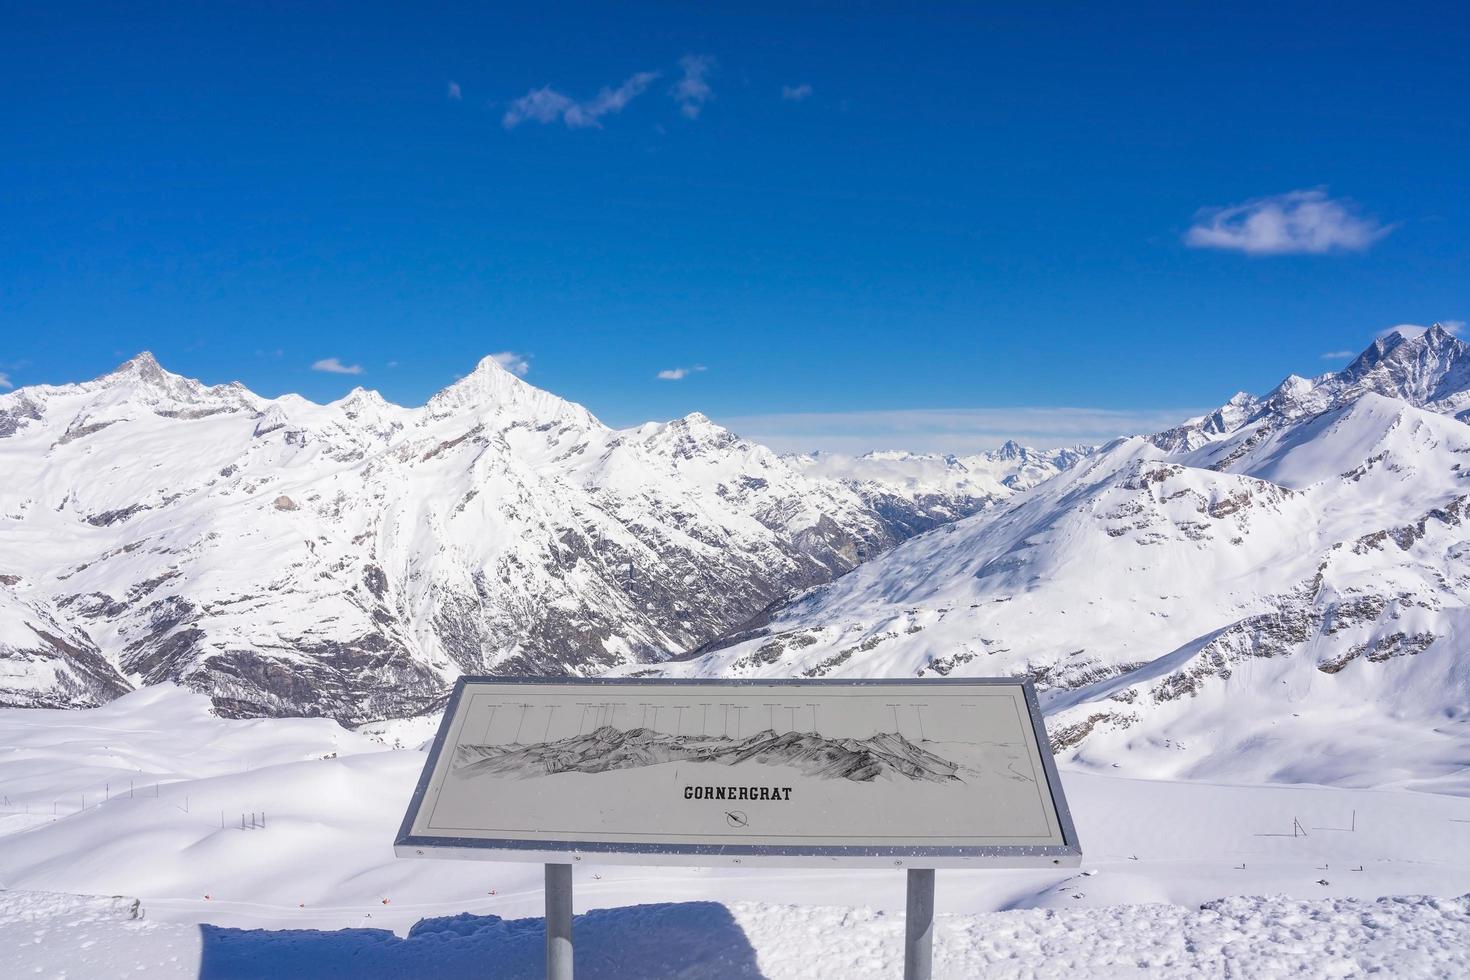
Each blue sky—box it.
[2,2,1466,452]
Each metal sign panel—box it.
[395,677,1080,868]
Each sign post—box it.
[904,868,935,980]
[544,863,573,980]
[397,677,1080,979]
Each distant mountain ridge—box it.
[785,443,1092,538]
[453,725,964,783]
[0,353,1079,722]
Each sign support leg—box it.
[903,867,935,980]
[545,863,573,980]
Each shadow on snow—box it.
[197,900,764,979]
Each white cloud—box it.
[502,71,658,129]
[656,365,706,381]
[0,372,11,390]
[670,54,714,119]
[715,406,1202,455]
[447,81,462,101]
[781,83,813,102]
[311,357,363,375]
[490,351,531,376]
[1320,350,1358,360]
[1184,189,1392,256]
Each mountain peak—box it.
[425,353,537,414]
[673,411,731,438]
[97,351,217,403]
[1331,322,1470,411]
[108,351,173,384]
[425,352,602,430]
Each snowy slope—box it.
[642,327,1470,792]
[1,689,1467,978]
[0,354,1018,724]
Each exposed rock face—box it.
[0,589,132,709]
[0,353,1048,724]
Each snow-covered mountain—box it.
[0,353,1069,723]
[785,443,1091,537]
[649,325,1470,793]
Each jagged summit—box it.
[1335,323,1470,411]
[995,439,1025,459]
[1154,325,1470,451]
[424,353,601,429]
[104,351,196,393]
[111,350,166,376]
[638,411,743,457]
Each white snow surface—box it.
[1,688,1468,977]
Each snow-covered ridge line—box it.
[632,325,1470,794]
[0,351,1083,724]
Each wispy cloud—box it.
[0,372,11,390]
[490,351,531,376]
[311,357,363,376]
[670,54,714,119]
[1320,350,1358,360]
[1377,320,1465,341]
[447,81,462,101]
[781,83,813,102]
[656,365,706,381]
[502,71,659,129]
[1185,189,1392,256]
[715,406,1201,455]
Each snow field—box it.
[2,688,1469,976]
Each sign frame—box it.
[394,676,1081,869]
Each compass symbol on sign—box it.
[725,810,749,828]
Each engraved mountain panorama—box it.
[450,725,967,783]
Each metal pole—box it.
[545,863,573,980]
[904,868,935,980]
